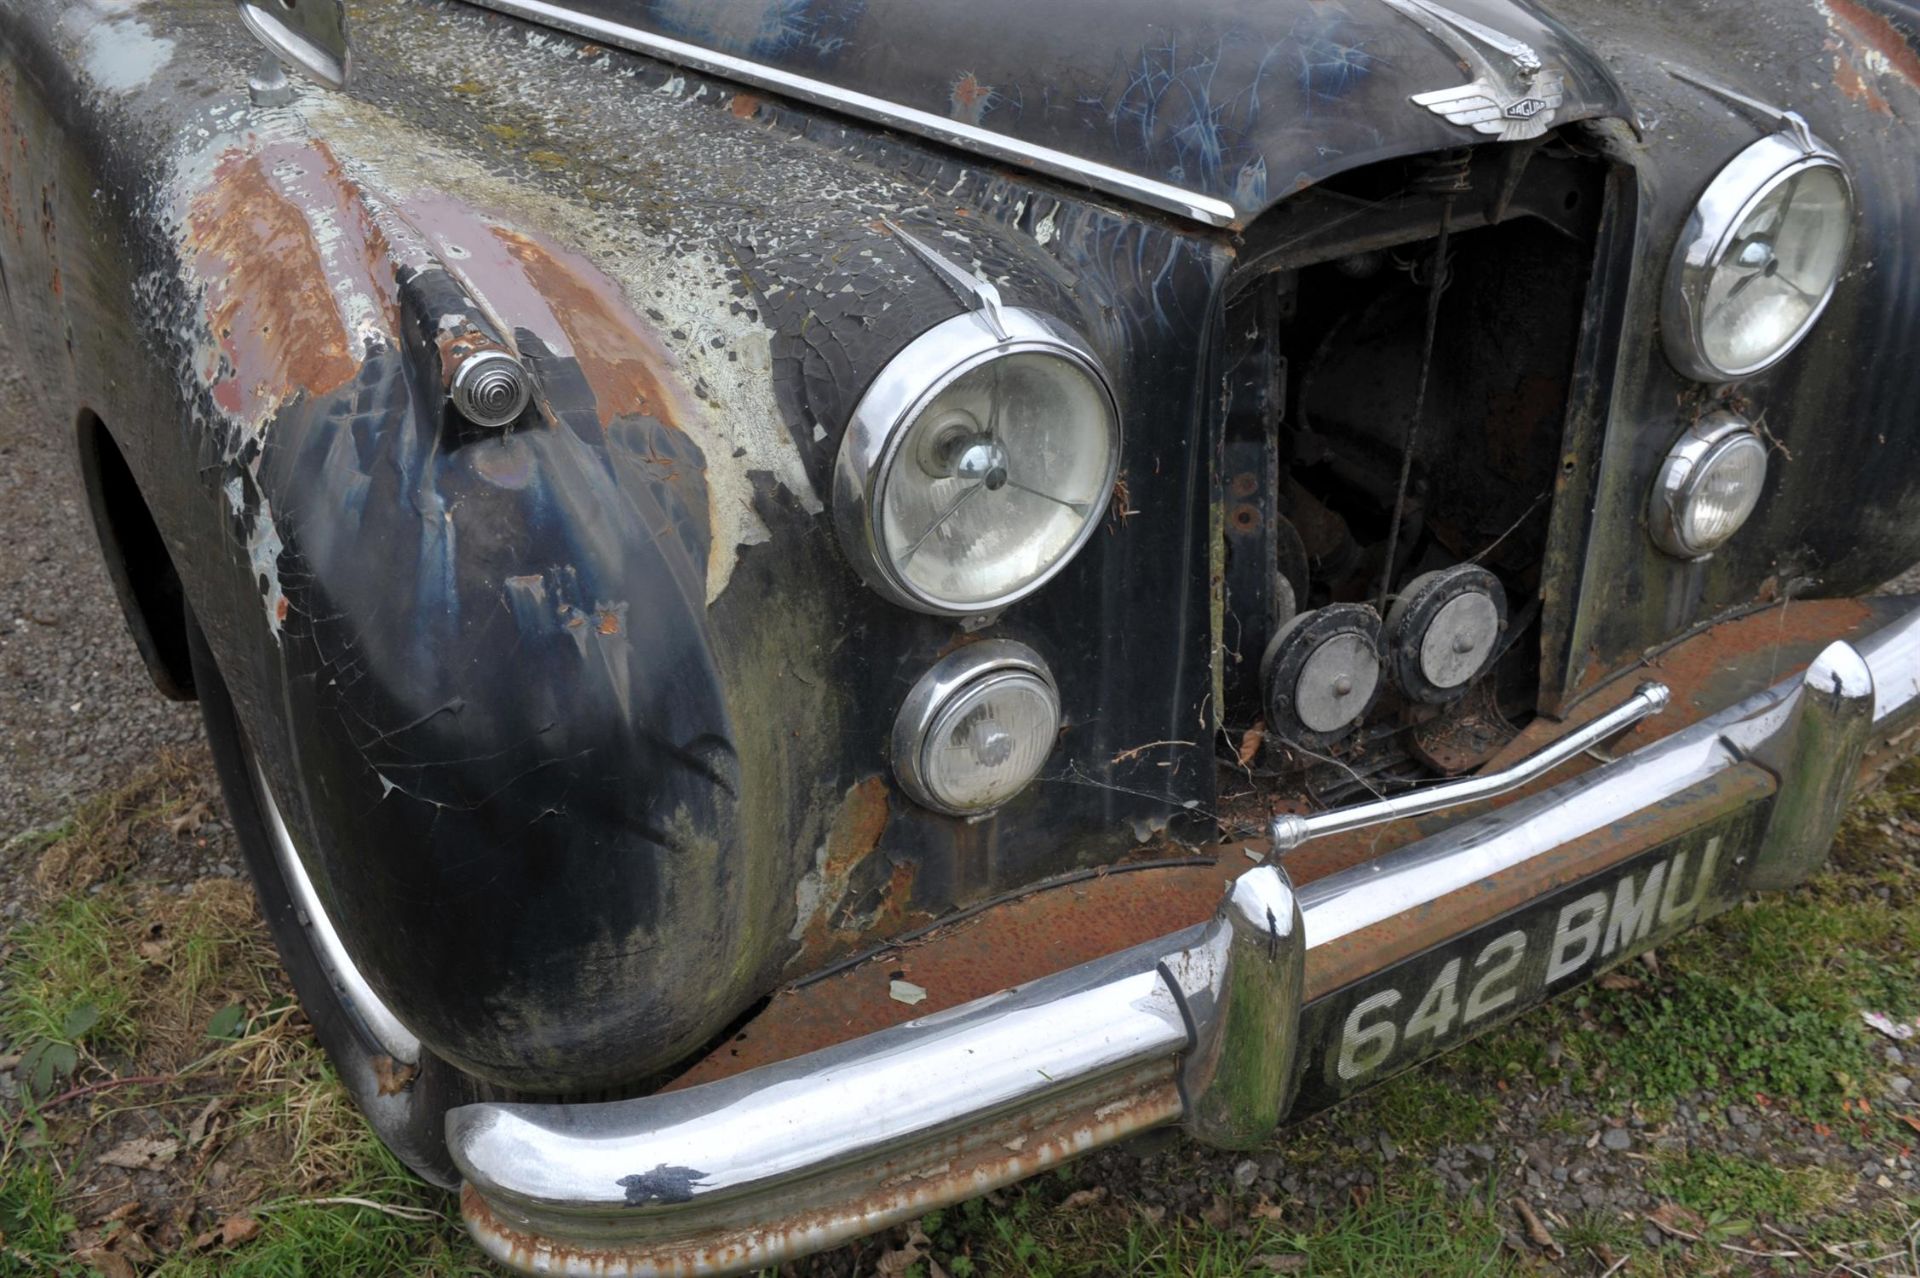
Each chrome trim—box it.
[458,0,1239,228]
[1648,411,1768,560]
[251,758,421,1065]
[882,219,1011,342]
[450,349,533,429]
[1660,126,1853,384]
[1173,866,1305,1148]
[892,640,1059,816]
[1748,641,1876,890]
[237,0,351,89]
[452,599,1920,1278]
[1269,682,1670,855]
[831,306,1120,618]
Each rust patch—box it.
[492,226,689,429]
[370,1055,418,1097]
[682,863,1230,1087]
[1827,0,1920,96]
[184,146,375,423]
[949,72,994,125]
[785,777,924,973]
[463,1067,1180,1277]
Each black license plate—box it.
[1293,808,1763,1111]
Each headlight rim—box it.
[1649,410,1770,560]
[892,639,1061,816]
[833,307,1122,618]
[1661,129,1854,385]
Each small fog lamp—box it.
[894,641,1060,816]
[1650,412,1769,560]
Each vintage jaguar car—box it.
[6,0,1920,1269]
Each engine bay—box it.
[1214,138,1611,818]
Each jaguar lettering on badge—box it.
[1295,817,1756,1108]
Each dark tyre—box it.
[184,603,480,1187]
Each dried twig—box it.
[263,1196,442,1223]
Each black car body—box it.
[5,0,1920,1269]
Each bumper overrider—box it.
[446,604,1920,1277]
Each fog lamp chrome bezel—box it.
[833,307,1121,617]
[893,640,1061,817]
[1649,411,1769,560]
[1661,127,1854,384]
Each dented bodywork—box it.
[3,0,1919,1167]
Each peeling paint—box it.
[75,14,173,95]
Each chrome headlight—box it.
[893,641,1060,816]
[1662,128,1853,383]
[834,309,1120,616]
[1649,411,1769,559]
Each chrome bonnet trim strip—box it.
[457,0,1241,228]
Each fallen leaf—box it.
[72,1247,136,1278]
[1899,1115,1920,1136]
[1511,1197,1565,1257]
[1137,1204,1167,1225]
[873,1225,931,1278]
[1348,1183,1372,1210]
[1202,1194,1233,1230]
[1647,1202,1706,1241]
[1237,721,1265,767]
[888,980,928,1006]
[98,1137,180,1172]
[167,801,212,839]
[187,1096,232,1149]
[1597,972,1642,992]
[136,939,169,963]
[0,1052,20,1071]
[95,1202,142,1226]
[217,1215,260,1247]
[1250,1195,1286,1222]
[1058,1187,1106,1212]
[372,1055,419,1097]
[1251,1255,1307,1273]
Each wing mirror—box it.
[237,0,351,93]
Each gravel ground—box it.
[0,336,220,905]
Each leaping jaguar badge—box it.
[1383,0,1566,141]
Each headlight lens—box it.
[836,309,1120,616]
[894,642,1060,816]
[1663,130,1853,382]
[1649,412,1769,559]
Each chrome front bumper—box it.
[448,607,1920,1278]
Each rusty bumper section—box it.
[448,605,1920,1278]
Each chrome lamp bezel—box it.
[1661,128,1854,384]
[832,307,1121,618]
[1649,410,1769,560]
[892,640,1060,817]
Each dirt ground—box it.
[4,322,1920,1277]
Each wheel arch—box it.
[74,408,195,701]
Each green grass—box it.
[0,1159,77,1273]
[1648,1149,1848,1223]
[0,891,142,1063]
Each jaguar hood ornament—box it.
[1385,0,1566,141]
